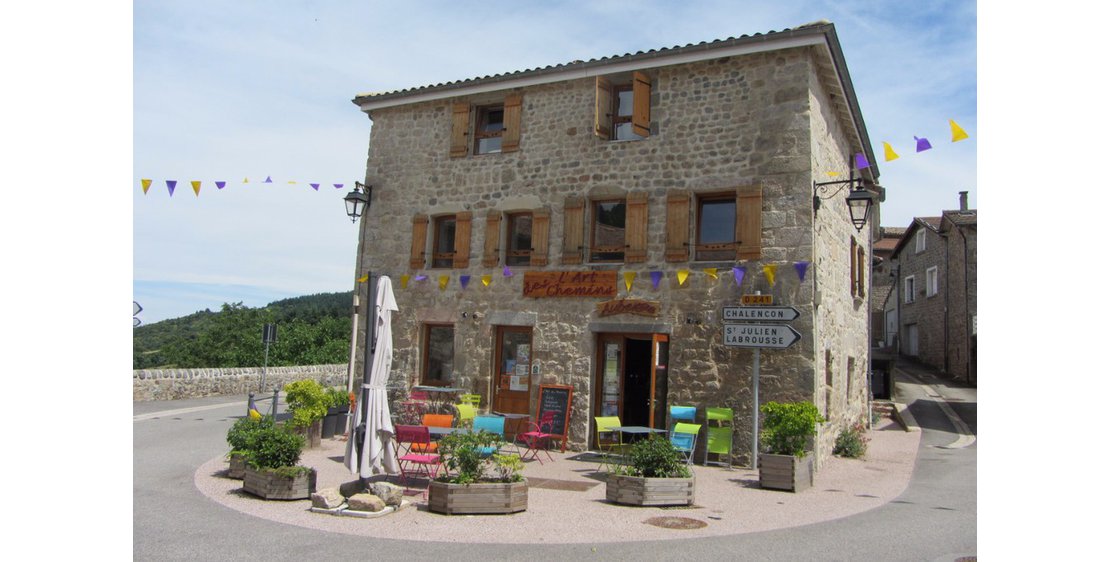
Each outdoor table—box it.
[492,411,531,442]
[427,426,468,439]
[616,425,667,443]
[412,386,465,414]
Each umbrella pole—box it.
[358,272,378,490]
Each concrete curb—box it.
[892,402,921,432]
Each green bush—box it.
[326,386,350,410]
[247,425,305,470]
[226,415,275,453]
[833,421,870,458]
[760,401,823,457]
[617,435,691,478]
[283,379,328,429]
[435,430,513,484]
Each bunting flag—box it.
[460,275,471,290]
[794,261,809,282]
[243,177,249,183]
[166,180,177,196]
[414,275,427,282]
[334,184,344,189]
[677,269,689,286]
[623,271,636,292]
[826,171,840,177]
[732,266,745,287]
[248,395,262,420]
[216,181,226,189]
[853,153,870,170]
[883,142,899,162]
[191,181,202,196]
[287,180,296,184]
[481,274,492,287]
[141,179,152,194]
[503,266,513,277]
[915,136,932,152]
[762,264,778,287]
[400,275,410,289]
[950,119,969,142]
[650,271,663,290]
[438,275,449,291]
[310,183,320,191]
[357,274,369,283]
[264,176,273,183]
[703,268,718,281]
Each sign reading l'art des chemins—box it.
[597,298,661,317]
[523,271,617,298]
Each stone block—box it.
[348,493,386,513]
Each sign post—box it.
[260,323,277,392]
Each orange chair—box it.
[412,413,455,453]
[515,411,556,464]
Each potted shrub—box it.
[427,430,527,515]
[321,386,350,439]
[283,379,328,448]
[225,414,275,479]
[758,401,823,492]
[241,424,317,500]
[605,435,694,506]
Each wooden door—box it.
[649,333,669,429]
[493,326,533,418]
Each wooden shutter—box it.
[453,211,472,268]
[530,209,550,267]
[631,71,651,138]
[850,237,858,296]
[502,94,522,153]
[482,210,502,267]
[410,214,429,269]
[561,196,585,264]
[735,185,763,261]
[665,191,690,262]
[625,192,648,263]
[594,76,612,139]
[450,102,470,158]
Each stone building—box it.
[348,21,882,466]
[872,226,906,348]
[885,192,977,386]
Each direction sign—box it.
[723,323,801,349]
[722,306,800,322]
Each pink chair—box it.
[400,390,430,425]
[393,424,442,497]
[515,411,556,464]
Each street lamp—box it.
[813,167,878,233]
[343,179,379,488]
[344,182,371,222]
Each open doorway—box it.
[593,333,669,446]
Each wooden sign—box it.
[741,294,773,305]
[536,384,573,452]
[597,298,660,317]
[523,271,617,298]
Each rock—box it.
[347,493,386,513]
[370,482,404,506]
[339,479,367,498]
[311,488,345,509]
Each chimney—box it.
[959,191,968,212]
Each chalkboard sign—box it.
[536,384,573,452]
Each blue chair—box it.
[472,415,507,458]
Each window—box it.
[450,95,522,158]
[595,72,651,140]
[904,275,916,304]
[432,215,457,268]
[410,212,472,269]
[474,105,504,154]
[422,324,455,386]
[483,209,550,268]
[505,212,533,266]
[590,199,626,262]
[915,229,926,253]
[696,194,737,261]
[857,244,867,299]
[926,266,938,297]
[668,186,762,262]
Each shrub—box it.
[247,425,305,470]
[326,386,350,410]
[435,430,512,484]
[226,415,275,454]
[833,421,870,458]
[283,379,328,429]
[760,401,823,457]
[617,435,691,478]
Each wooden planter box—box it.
[427,479,528,515]
[605,474,695,506]
[759,452,814,492]
[242,466,317,500]
[227,452,248,479]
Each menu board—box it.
[536,384,573,452]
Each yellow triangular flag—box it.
[287,180,297,184]
[677,269,689,286]
[141,179,152,194]
[703,268,718,281]
[438,275,449,291]
[482,274,492,287]
[623,271,636,292]
[949,119,969,142]
[357,274,368,283]
[242,177,249,183]
[248,409,262,420]
[763,264,778,287]
[826,171,840,177]
[191,180,202,196]
[883,142,899,162]
[400,275,410,289]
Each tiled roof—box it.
[942,210,977,227]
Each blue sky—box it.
[129,0,976,323]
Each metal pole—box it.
[358,272,378,489]
[752,347,760,469]
[346,293,360,394]
[271,388,279,416]
[260,341,270,392]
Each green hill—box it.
[133,292,354,369]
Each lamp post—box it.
[344,181,377,488]
[812,167,877,233]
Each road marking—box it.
[898,371,976,449]
[133,401,246,422]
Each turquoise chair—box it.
[670,422,701,465]
[472,415,506,458]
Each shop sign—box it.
[597,298,661,317]
[523,271,617,298]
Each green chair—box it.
[670,422,701,465]
[594,416,625,471]
[455,403,477,428]
[703,407,734,467]
[460,393,482,409]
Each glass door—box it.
[493,326,532,419]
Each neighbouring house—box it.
[348,21,884,466]
[884,192,977,385]
[872,226,905,348]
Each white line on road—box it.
[898,371,976,449]
[133,401,246,422]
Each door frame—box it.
[492,325,534,416]
[592,332,670,447]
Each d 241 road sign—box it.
[723,323,801,349]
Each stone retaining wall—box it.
[133,364,348,401]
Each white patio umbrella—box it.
[344,275,400,478]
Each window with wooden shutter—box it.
[410,214,429,269]
[432,215,457,268]
[631,71,651,138]
[850,237,858,296]
[625,192,648,263]
[594,76,613,139]
[530,209,550,267]
[453,211,472,269]
[561,197,585,265]
[735,185,763,261]
[450,103,470,158]
[501,94,522,153]
[590,198,626,262]
[482,211,502,268]
[695,192,736,261]
[505,212,532,266]
[665,191,691,262]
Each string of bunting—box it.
[139,176,348,197]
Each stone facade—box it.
[350,24,877,466]
[133,364,347,401]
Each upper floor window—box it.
[665,186,762,262]
[590,199,626,262]
[474,105,504,154]
[432,215,457,268]
[696,194,737,261]
[450,94,522,158]
[926,266,938,297]
[483,209,550,268]
[595,72,651,141]
[505,212,533,266]
[904,275,916,304]
[410,212,472,269]
[915,229,926,253]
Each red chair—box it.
[516,411,556,464]
[393,425,442,498]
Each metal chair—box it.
[594,416,624,471]
[400,390,430,425]
[410,413,454,454]
[472,415,507,458]
[393,424,442,498]
[703,407,734,467]
[516,411,556,464]
[670,422,702,465]
[454,403,477,429]
[460,393,482,410]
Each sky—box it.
[128,0,977,325]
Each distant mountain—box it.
[133,291,354,369]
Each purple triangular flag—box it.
[460,275,471,289]
[794,261,809,282]
[333,183,344,189]
[915,136,932,152]
[503,266,513,277]
[166,180,177,196]
[414,275,427,282]
[309,183,320,191]
[732,266,745,287]
[650,271,663,290]
[263,176,273,183]
[215,181,226,190]
[854,152,870,170]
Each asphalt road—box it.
[133,374,976,561]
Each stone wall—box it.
[944,222,977,385]
[897,224,948,371]
[133,364,348,401]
